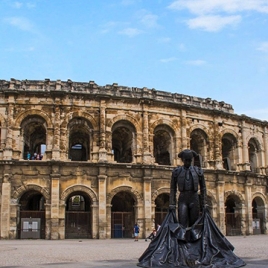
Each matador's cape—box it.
[137,208,246,268]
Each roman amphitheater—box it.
[0,78,267,240]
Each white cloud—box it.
[160,57,177,63]
[118,28,143,37]
[4,16,34,32]
[184,60,206,66]
[100,21,118,34]
[168,0,268,15]
[121,0,135,6]
[157,37,171,43]
[187,15,241,31]
[140,13,159,28]
[13,1,23,8]
[257,42,268,53]
[168,0,268,31]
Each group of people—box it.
[26,152,43,160]
[134,223,161,242]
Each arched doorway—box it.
[65,192,92,239]
[225,195,242,236]
[111,192,135,238]
[155,193,169,226]
[252,197,265,234]
[19,190,46,239]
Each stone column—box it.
[3,102,14,160]
[263,128,268,173]
[91,202,99,239]
[216,179,226,234]
[98,100,107,162]
[98,174,107,239]
[50,173,60,239]
[52,104,61,160]
[142,109,151,164]
[241,121,251,171]
[244,179,253,235]
[0,176,11,239]
[214,118,223,169]
[106,204,112,238]
[240,203,246,236]
[44,203,51,239]
[180,110,188,150]
[143,177,152,238]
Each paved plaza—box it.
[0,235,267,267]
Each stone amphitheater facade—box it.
[0,78,267,240]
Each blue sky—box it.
[1,0,268,120]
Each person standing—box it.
[133,223,140,241]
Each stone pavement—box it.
[0,235,267,267]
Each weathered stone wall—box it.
[0,79,267,239]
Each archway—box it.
[65,191,92,239]
[112,120,136,163]
[252,197,265,234]
[111,191,135,238]
[19,190,46,239]
[225,195,242,236]
[190,128,209,167]
[222,133,237,170]
[153,125,174,165]
[155,193,169,226]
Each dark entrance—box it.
[111,192,135,238]
[155,193,169,227]
[225,196,241,236]
[252,197,265,234]
[19,190,46,239]
[65,192,92,239]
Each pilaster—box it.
[1,178,11,238]
[143,176,152,237]
[244,178,253,235]
[98,174,107,239]
[50,173,60,239]
[216,180,226,234]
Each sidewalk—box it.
[0,235,267,267]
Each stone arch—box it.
[14,109,52,129]
[61,185,98,203]
[252,192,267,204]
[60,110,98,130]
[246,135,263,150]
[189,126,210,167]
[151,187,170,202]
[107,185,143,205]
[224,190,245,204]
[153,124,176,166]
[221,130,239,170]
[220,128,239,140]
[111,119,137,163]
[247,136,263,172]
[12,184,50,201]
[109,114,142,132]
[149,119,176,134]
[188,124,210,137]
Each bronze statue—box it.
[170,149,206,228]
[138,149,246,268]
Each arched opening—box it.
[248,138,261,173]
[112,121,136,163]
[68,118,92,161]
[190,129,209,167]
[65,192,92,239]
[111,191,135,238]
[225,195,242,236]
[21,116,47,160]
[153,125,174,165]
[155,193,169,226]
[252,197,265,234]
[222,133,237,170]
[19,190,46,239]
